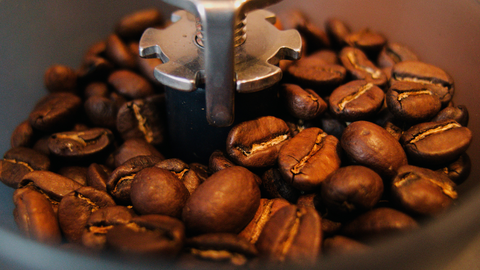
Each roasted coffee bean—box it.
[341,121,408,178]
[341,207,418,239]
[0,147,50,188]
[391,60,454,106]
[186,233,258,266]
[209,150,235,173]
[86,163,111,192]
[436,154,471,185]
[261,168,301,203]
[78,54,114,81]
[339,47,387,88]
[325,18,351,49]
[296,193,317,209]
[116,95,166,145]
[107,155,164,205]
[183,166,261,235]
[432,105,469,126]
[383,121,403,141]
[256,205,322,265]
[287,61,346,91]
[316,112,346,140]
[58,186,116,243]
[130,166,189,218]
[329,80,385,121]
[188,162,210,184]
[48,128,114,161]
[82,206,136,250]
[308,49,339,65]
[44,64,78,93]
[345,28,387,56]
[115,8,163,40]
[238,198,291,244]
[320,165,383,215]
[105,34,137,70]
[106,214,185,257]
[84,95,121,129]
[278,127,341,191]
[108,70,154,99]
[280,84,327,120]
[13,186,62,245]
[386,81,442,123]
[377,42,419,68]
[11,120,36,148]
[391,165,457,216]
[400,119,472,166]
[226,116,291,168]
[58,166,88,186]
[114,138,164,168]
[323,235,369,255]
[155,159,202,194]
[84,82,110,99]
[29,92,82,132]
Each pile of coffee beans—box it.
[0,7,473,268]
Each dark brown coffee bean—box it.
[278,127,341,191]
[13,186,62,245]
[114,138,164,168]
[115,9,164,40]
[105,34,137,70]
[339,47,388,88]
[58,166,88,186]
[325,18,351,49]
[341,207,418,239]
[308,49,339,65]
[116,94,166,145]
[383,121,403,141]
[287,61,346,91]
[280,84,327,120]
[321,165,383,215]
[341,121,408,178]
[108,70,154,99]
[84,82,109,99]
[186,233,258,265]
[226,116,291,168]
[86,163,110,191]
[130,167,189,218]
[238,198,291,244]
[386,81,442,123]
[323,235,369,255]
[400,119,472,166]
[188,163,210,184]
[78,54,114,81]
[11,120,36,148]
[329,80,385,121]
[345,28,387,55]
[391,165,457,216]
[48,128,114,161]
[208,150,235,174]
[82,206,136,250]
[436,154,471,185]
[106,214,185,257]
[44,64,78,93]
[156,159,202,195]
[0,147,51,188]
[183,166,261,235]
[432,105,469,126]
[296,193,317,209]
[29,92,82,132]
[377,42,419,68]
[107,155,164,205]
[58,186,116,243]
[84,96,120,129]
[316,112,347,140]
[256,205,322,265]
[261,168,301,204]
[391,60,454,106]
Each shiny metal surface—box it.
[139,0,301,126]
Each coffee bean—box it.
[226,116,291,168]
[345,28,386,56]
[0,147,50,188]
[278,127,341,191]
[377,42,419,68]
[323,235,369,255]
[130,166,189,218]
[208,150,235,174]
[261,168,301,204]
[105,34,137,70]
[84,96,121,129]
[58,186,116,243]
[57,166,88,186]
[320,165,383,215]
[86,163,111,192]
[339,47,387,88]
[82,205,136,250]
[287,61,346,91]
[84,82,110,99]
[256,205,322,265]
[432,105,469,126]
[106,214,185,257]
[308,49,339,65]
[182,166,261,235]
[391,165,457,216]
[383,121,403,141]
[155,158,202,194]
[44,64,78,93]
[316,112,346,140]
[341,121,408,178]
[325,18,351,49]
[29,92,82,132]
[115,9,164,41]
[400,119,472,166]
[280,84,327,120]
[329,80,385,121]
[114,138,164,168]
[391,60,454,106]
[436,153,471,185]
[78,54,114,82]
[10,120,36,148]
[108,69,154,99]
